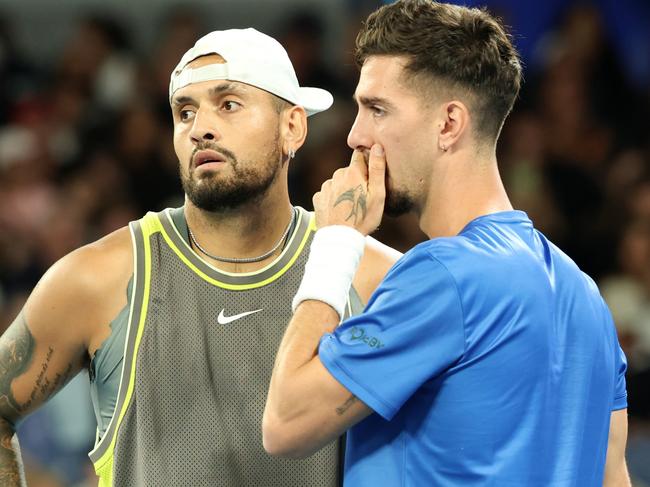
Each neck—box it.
[184,191,294,273]
[418,146,513,239]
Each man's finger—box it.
[320,179,332,192]
[312,191,322,213]
[368,144,386,200]
[349,149,368,179]
[332,168,347,180]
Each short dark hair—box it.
[355,0,522,141]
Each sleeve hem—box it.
[612,393,627,411]
[320,336,397,420]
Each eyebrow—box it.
[172,95,196,107]
[354,94,396,111]
[172,82,249,106]
[208,82,248,97]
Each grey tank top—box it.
[88,206,365,486]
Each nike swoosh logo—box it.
[217,308,263,325]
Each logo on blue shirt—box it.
[349,327,385,349]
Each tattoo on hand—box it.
[334,185,367,225]
[335,394,358,416]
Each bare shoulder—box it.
[353,236,402,304]
[24,225,133,353]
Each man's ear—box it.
[437,100,469,152]
[280,105,308,162]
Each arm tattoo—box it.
[0,314,35,421]
[0,313,77,485]
[0,314,33,486]
[335,394,358,416]
[334,185,367,225]
[0,313,75,420]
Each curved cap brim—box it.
[298,87,334,117]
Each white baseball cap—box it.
[169,28,333,117]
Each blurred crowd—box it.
[0,2,649,486]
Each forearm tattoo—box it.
[0,313,77,484]
[335,394,358,416]
[334,185,367,225]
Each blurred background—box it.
[0,0,648,485]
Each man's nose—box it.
[347,113,372,152]
[190,109,221,143]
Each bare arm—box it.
[353,236,401,305]
[264,147,387,458]
[0,311,85,485]
[603,409,631,487]
[0,227,132,484]
[263,232,399,458]
[263,301,372,458]
[0,314,34,486]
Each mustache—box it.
[191,142,237,166]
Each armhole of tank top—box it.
[89,275,133,437]
[88,214,155,471]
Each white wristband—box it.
[292,225,366,319]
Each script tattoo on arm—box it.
[335,394,358,416]
[334,185,367,225]
[0,313,76,485]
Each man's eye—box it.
[223,101,242,111]
[180,109,195,121]
[371,106,385,117]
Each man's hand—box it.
[313,144,386,236]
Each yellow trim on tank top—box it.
[92,216,156,485]
[156,210,316,290]
[91,213,316,484]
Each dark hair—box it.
[355,0,522,141]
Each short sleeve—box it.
[612,343,627,411]
[318,249,465,420]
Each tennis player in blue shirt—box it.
[264,1,630,485]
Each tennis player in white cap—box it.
[0,28,400,486]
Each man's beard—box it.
[384,178,415,217]
[180,138,282,212]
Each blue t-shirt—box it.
[319,211,627,487]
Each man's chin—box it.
[384,194,414,218]
[186,188,255,212]
[183,177,277,213]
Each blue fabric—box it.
[319,211,627,486]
